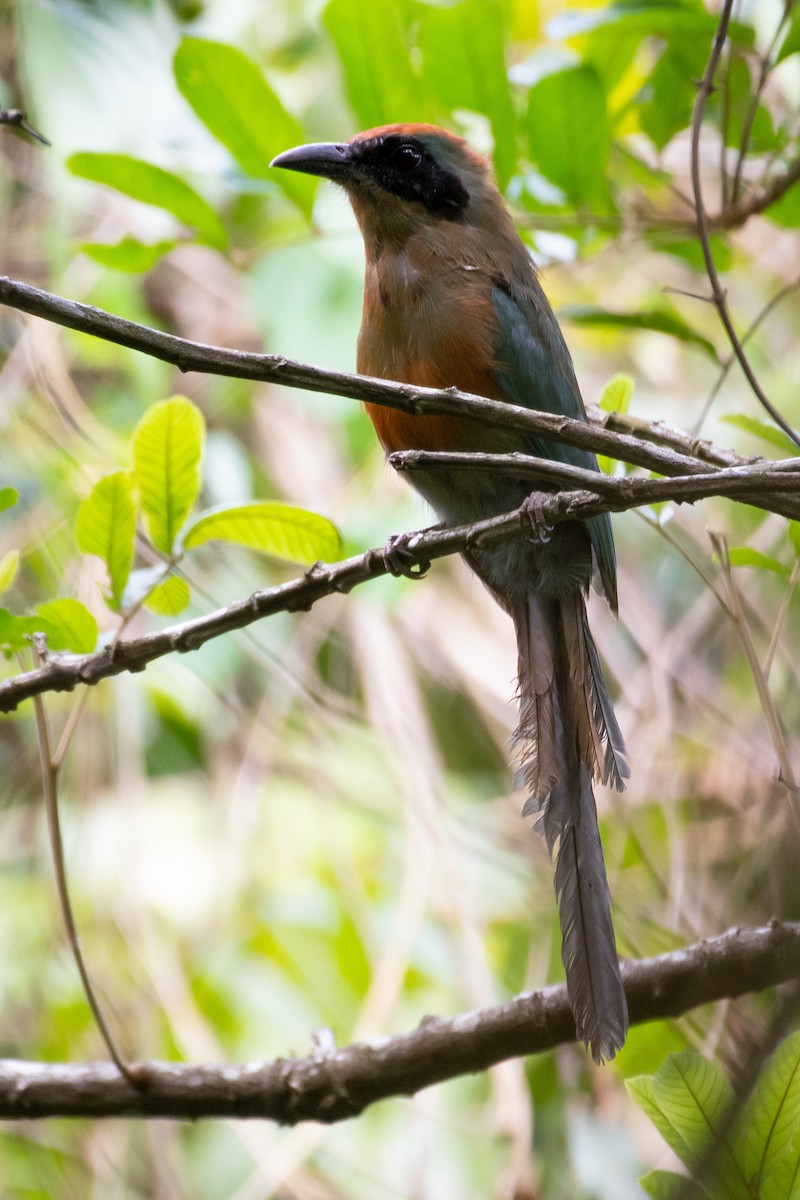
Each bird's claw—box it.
[382,531,431,579]
[520,492,554,545]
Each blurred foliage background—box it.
[1,0,800,1195]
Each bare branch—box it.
[2,456,800,714]
[0,276,794,493]
[689,0,800,449]
[0,921,795,1122]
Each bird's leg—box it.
[520,491,555,545]
[381,527,440,578]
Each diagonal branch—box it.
[2,457,800,714]
[0,276,794,494]
[0,921,797,1122]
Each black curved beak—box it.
[270,142,353,182]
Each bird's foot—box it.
[382,529,435,579]
[520,491,554,545]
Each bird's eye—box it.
[394,143,423,170]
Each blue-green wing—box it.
[491,286,618,612]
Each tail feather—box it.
[513,592,628,1063]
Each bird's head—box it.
[271,124,503,247]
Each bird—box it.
[271,124,629,1062]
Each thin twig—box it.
[709,532,800,827]
[30,651,142,1086]
[764,557,800,679]
[690,0,800,449]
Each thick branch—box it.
[0,276,794,500]
[2,457,799,713]
[0,921,796,1122]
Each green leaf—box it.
[526,64,610,205]
[739,1031,800,1193]
[0,609,44,654]
[68,153,227,249]
[776,6,800,63]
[728,547,789,577]
[181,501,341,565]
[639,43,708,150]
[560,304,719,361]
[762,1140,800,1200]
[722,415,800,456]
[144,575,191,616]
[132,397,205,556]
[76,471,137,610]
[639,1169,698,1200]
[81,237,177,273]
[173,38,313,216]
[0,487,19,515]
[418,0,516,187]
[549,3,754,49]
[35,599,98,654]
[707,55,779,154]
[599,373,634,415]
[323,0,426,130]
[0,550,20,596]
[627,1056,727,1167]
[789,523,800,558]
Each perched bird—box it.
[272,125,629,1061]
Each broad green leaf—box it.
[629,1053,748,1197]
[144,575,190,616]
[323,0,426,130]
[418,0,516,187]
[132,397,205,556]
[767,186,800,229]
[35,599,98,654]
[560,305,718,361]
[0,550,20,595]
[776,6,800,63]
[181,502,341,565]
[0,487,18,515]
[639,43,707,150]
[728,547,789,577]
[790,523,800,558]
[599,373,634,415]
[739,1031,800,1192]
[0,608,45,655]
[173,38,313,216]
[526,64,610,205]
[548,4,754,49]
[722,415,800,456]
[639,1169,699,1200]
[76,471,137,610]
[762,1139,800,1200]
[81,237,177,273]
[68,153,227,249]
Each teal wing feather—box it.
[490,286,618,613]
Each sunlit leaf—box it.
[68,153,228,249]
[0,487,18,515]
[561,305,718,360]
[728,547,789,577]
[35,599,98,654]
[81,237,177,273]
[548,3,754,49]
[0,609,44,655]
[739,1031,800,1191]
[323,0,426,129]
[76,470,137,610]
[639,43,707,150]
[0,550,20,596]
[173,38,313,216]
[144,575,191,616]
[526,64,610,205]
[418,0,516,187]
[181,502,341,565]
[722,415,800,456]
[707,55,779,153]
[599,373,634,415]
[132,397,205,556]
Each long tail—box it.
[513,590,629,1062]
